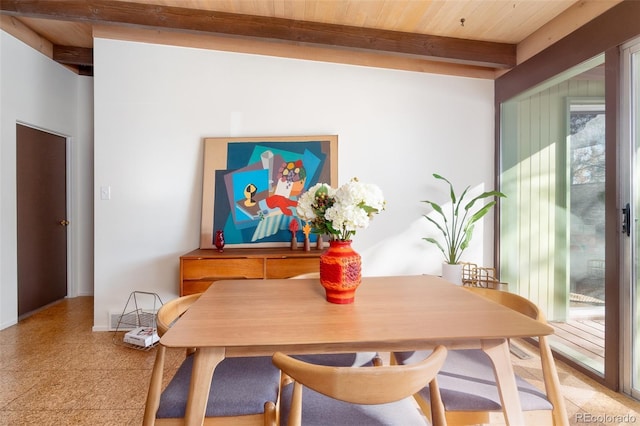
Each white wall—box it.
[73,77,95,297]
[93,38,495,330]
[0,31,94,329]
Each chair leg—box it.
[143,345,166,426]
[288,382,303,426]
[428,378,447,426]
[372,353,383,367]
[264,401,277,426]
[389,352,399,365]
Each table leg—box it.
[482,339,525,426]
[184,346,226,426]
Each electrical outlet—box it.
[100,186,111,200]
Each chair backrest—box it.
[156,293,202,336]
[465,286,541,321]
[145,293,203,425]
[272,345,447,406]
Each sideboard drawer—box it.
[181,280,216,296]
[179,248,323,296]
[182,258,264,280]
[265,257,320,279]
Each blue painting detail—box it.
[212,140,331,245]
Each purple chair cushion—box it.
[395,349,553,412]
[279,383,429,426]
[157,354,280,418]
[293,352,377,367]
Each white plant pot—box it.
[441,263,463,285]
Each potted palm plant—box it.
[422,173,506,284]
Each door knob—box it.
[59,220,70,226]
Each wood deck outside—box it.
[549,316,605,373]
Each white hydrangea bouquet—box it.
[296,178,385,241]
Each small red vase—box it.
[319,240,361,304]
[214,229,225,252]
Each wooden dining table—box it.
[157,274,554,426]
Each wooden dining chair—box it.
[272,345,448,426]
[143,293,280,426]
[394,287,569,426]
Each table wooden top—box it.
[160,275,553,354]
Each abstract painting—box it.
[200,135,338,248]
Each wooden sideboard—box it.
[179,247,323,295]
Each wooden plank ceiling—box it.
[0,0,615,77]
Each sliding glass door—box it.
[499,54,607,375]
[621,37,640,400]
[500,36,640,397]
[496,2,640,392]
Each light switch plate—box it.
[100,186,111,200]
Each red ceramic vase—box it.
[214,229,225,252]
[319,240,361,304]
